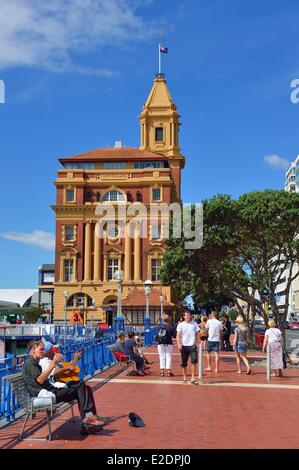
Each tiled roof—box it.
[122,288,174,307]
[59,147,168,163]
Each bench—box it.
[108,348,137,375]
[6,373,75,441]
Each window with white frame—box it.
[152,188,161,201]
[103,162,126,169]
[102,190,125,202]
[108,258,119,280]
[151,223,161,240]
[151,259,161,281]
[64,259,74,282]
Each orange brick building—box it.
[52,74,185,326]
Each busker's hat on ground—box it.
[128,412,145,427]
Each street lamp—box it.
[91,299,96,327]
[114,269,124,334]
[159,294,164,326]
[63,290,69,344]
[144,279,153,330]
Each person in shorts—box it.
[176,310,200,384]
[205,311,223,372]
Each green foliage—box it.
[227,309,238,321]
[161,190,299,332]
[23,306,45,324]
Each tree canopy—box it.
[160,190,299,332]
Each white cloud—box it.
[0,230,55,250]
[0,0,156,75]
[263,154,291,171]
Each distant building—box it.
[285,156,299,192]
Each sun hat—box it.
[43,341,54,352]
[128,412,145,427]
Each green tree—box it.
[161,190,299,342]
[24,306,45,324]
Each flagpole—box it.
[158,43,161,74]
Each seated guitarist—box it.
[39,341,82,387]
[35,340,106,432]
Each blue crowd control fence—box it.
[0,324,159,425]
[0,334,118,426]
[144,326,160,347]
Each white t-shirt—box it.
[176,321,199,346]
[265,328,281,343]
[206,319,223,342]
[39,357,67,388]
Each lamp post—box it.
[144,279,153,331]
[159,294,164,326]
[114,270,124,334]
[63,290,69,344]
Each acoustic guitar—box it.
[57,362,80,383]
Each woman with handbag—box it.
[233,316,251,374]
[262,319,283,377]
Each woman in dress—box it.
[233,316,251,374]
[262,319,283,377]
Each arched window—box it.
[102,190,125,202]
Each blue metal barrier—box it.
[0,332,117,426]
[144,326,160,347]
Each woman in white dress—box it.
[262,319,283,377]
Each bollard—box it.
[267,343,271,381]
[198,342,203,381]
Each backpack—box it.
[155,327,168,345]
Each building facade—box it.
[52,75,185,325]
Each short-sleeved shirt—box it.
[206,319,223,342]
[112,340,125,353]
[123,339,137,358]
[176,321,200,346]
[22,355,55,397]
[265,328,281,343]
[39,357,67,389]
[234,326,248,343]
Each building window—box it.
[108,258,119,280]
[64,162,96,170]
[66,189,75,202]
[152,188,161,201]
[102,190,125,202]
[64,259,74,282]
[155,127,164,142]
[65,225,75,241]
[103,162,126,169]
[106,224,119,239]
[152,259,161,281]
[152,224,161,240]
[134,161,164,169]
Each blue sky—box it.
[0,0,299,288]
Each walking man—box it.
[176,310,200,384]
[205,310,223,372]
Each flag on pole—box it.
[160,46,168,54]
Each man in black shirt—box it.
[22,340,104,430]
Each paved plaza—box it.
[1,344,299,450]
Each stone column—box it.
[84,222,91,281]
[59,256,64,282]
[94,222,101,281]
[124,222,132,281]
[134,222,141,282]
[73,255,77,282]
[103,254,108,282]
